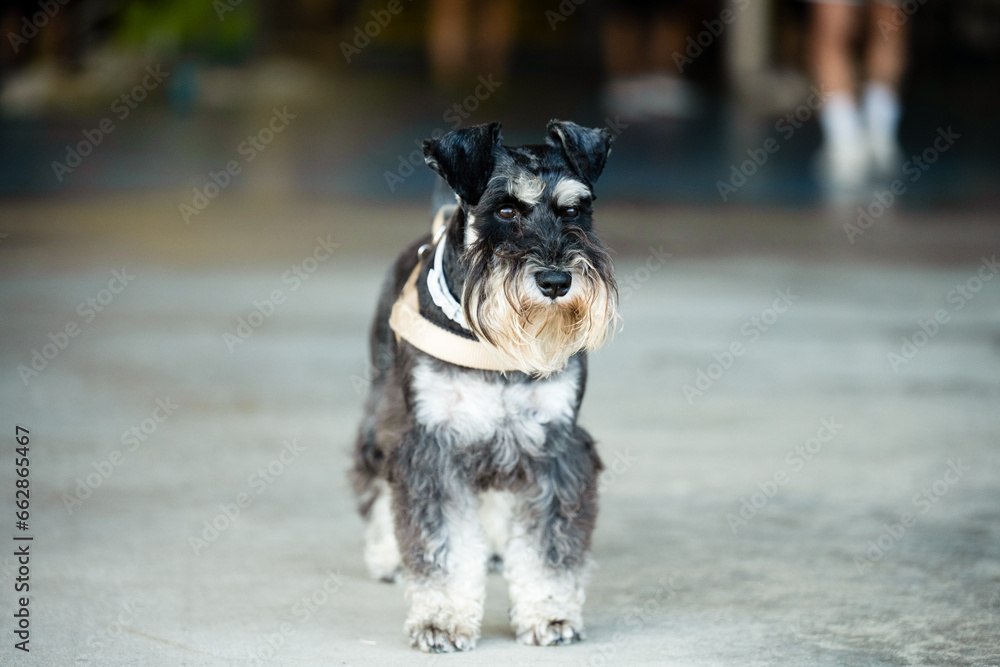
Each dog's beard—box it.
[463,254,619,377]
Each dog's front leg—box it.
[504,429,601,646]
[391,430,487,652]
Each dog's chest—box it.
[410,358,579,449]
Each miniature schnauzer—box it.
[351,120,618,652]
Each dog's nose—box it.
[535,270,572,299]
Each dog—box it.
[351,119,619,652]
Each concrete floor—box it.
[1,195,999,666]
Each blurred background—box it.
[2,2,1000,665]
[1,0,998,205]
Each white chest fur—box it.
[410,358,580,453]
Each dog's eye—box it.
[497,207,517,221]
[563,207,579,219]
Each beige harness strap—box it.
[388,207,521,372]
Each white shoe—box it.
[817,92,869,194]
[862,82,903,180]
[867,133,903,181]
[818,134,869,194]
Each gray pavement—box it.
[0,195,998,666]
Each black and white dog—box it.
[351,120,619,652]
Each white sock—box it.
[820,91,864,148]
[818,91,867,189]
[862,81,900,147]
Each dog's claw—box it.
[517,619,584,647]
[410,624,477,653]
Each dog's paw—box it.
[365,558,402,583]
[409,623,478,653]
[516,619,584,647]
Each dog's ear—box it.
[423,123,502,206]
[546,119,614,188]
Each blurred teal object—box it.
[166,58,199,115]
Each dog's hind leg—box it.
[361,479,402,582]
[351,370,407,582]
[351,412,402,582]
[351,258,414,582]
[350,354,403,583]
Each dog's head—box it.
[423,120,619,376]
